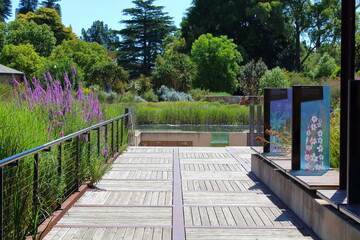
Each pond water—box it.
[136,124,250,133]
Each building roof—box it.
[0,64,24,75]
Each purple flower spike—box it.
[71,66,77,76]
[60,131,64,138]
[13,78,20,86]
[77,82,83,101]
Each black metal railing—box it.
[0,108,134,240]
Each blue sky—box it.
[9,0,193,36]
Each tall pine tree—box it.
[40,0,61,16]
[0,0,12,21]
[19,0,38,14]
[116,0,176,78]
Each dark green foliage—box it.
[238,59,268,96]
[40,0,61,16]
[116,0,176,78]
[0,0,12,21]
[81,20,119,50]
[191,33,242,94]
[181,0,294,69]
[152,49,196,92]
[18,0,38,14]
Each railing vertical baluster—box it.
[33,153,39,220]
[0,167,3,240]
[111,122,114,156]
[75,137,80,191]
[116,120,119,152]
[97,127,100,157]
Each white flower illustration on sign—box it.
[304,114,325,170]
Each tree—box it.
[181,0,294,69]
[89,62,128,92]
[0,0,12,21]
[18,0,38,14]
[7,20,57,57]
[81,20,118,50]
[17,7,75,45]
[0,22,5,49]
[152,51,196,92]
[259,67,289,94]
[238,59,268,96]
[48,40,115,84]
[0,43,46,76]
[116,0,176,78]
[191,33,242,94]
[40,0,61,16]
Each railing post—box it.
[111,122,114,156]
[58,144,62,177]
[75,137,80,191]
[120,118,124,148]
[33,153,39,218]
[249,104,255,146]
[97,127,100,157]
[87,131,91,160]
[256,105,262,146]
[116,120,119,152]
[0,167,3,240]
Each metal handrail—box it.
[0,112,131,167]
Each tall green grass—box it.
[133,102,250,125]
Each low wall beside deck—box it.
[136,132,248,147]
[251,154,360,240]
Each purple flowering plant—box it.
[12,67,103,140]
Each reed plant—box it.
[133,101,250,125]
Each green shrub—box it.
[121,92,135,103]
[188,88,211,101]
[142,89,159,102]
[259,67,289,95]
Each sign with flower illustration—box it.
[264,88,292,153]
[292,86,330,171]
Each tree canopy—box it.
[0,0,12,21]
[191,33,242,94]
[6,20,56,57]
[17,7,75,45]
[40,0,61,16]
[18,0,39,14]
[81,20,118,50]
[116,0,176,78]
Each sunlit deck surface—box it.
[44,147,316,240]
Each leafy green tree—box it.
[7,20,56,56]
[238,59,268,96]
[314,53,337,80]
[48,40,115,84]
[0,43,46,76]
[191,33,242,94]
[116,0,176,77]
[0,0,12,21]
[153,38,197,92]
[81,20,118,50]
[17,7,75,45]
[39,57,84,82]
[259,67,289,95]
[181,0,294,69]
[89,62,128,92]
[40,0,61,16]
[18,0,38,14]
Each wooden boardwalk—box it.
[44,147,316,240]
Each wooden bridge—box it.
[44,147,316,239]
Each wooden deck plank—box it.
[43,147,315,240]
[186,228,313,240]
